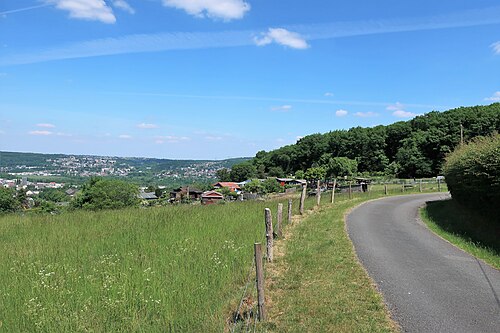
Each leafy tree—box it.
[304,167,327,181]
[216,168,231,182]
[294,170,305,179]
[243,179,263,193]
[0,188,19,213]
[229,162,257,182]
[71,177,139,210]
[39,188,68,203]
[328,157,358,178]
[267,166,285,178]
[262,178,282,194]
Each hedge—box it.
[443,134,500,215]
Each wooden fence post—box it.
[299,184,306,215]
[254,243,266,321]
[419,179,422,192]
[349,181,352,199]
[402,183,405,192]
[287,199,292,225]
[438,178,441,191]
[316,180,321,206]
[276,203,283,238]
[331,179,336,203]
[384,184,388,195]
[264,208,273,262]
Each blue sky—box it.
[1,0,499,159]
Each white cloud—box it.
[255,28,309,49]
[29,130,53,136]
[354,112,378,117]
[56,132,72,137]
[491,41,500,54]
[112,0,134,14]
[47,0,116,24]
[162,0,250,21]
[137,123,158,129]
[335,109,348,117]
[36,123,56,128]
[156,135,190,143]
[386,103,417,118]
[485,91,500,101]
[392,110,417,118]
[205,136,223,141]
[119,134,132,139]
[271,105,292,112]
[296,136,304,141]
[324,92,334,97]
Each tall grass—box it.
[0,197,304,332]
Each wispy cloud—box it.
[137,123,158,129]
[324,92,334,97]
[491,41,500,54]
[354,112,378,118]
[29,130,53,136]
[335,109,348,117]
[112,0,135,14]
[119,134,132,139]
[156,135,190,144]
[205,135,223,141]
[254,28,309,49]
[162,0,250,21]
[46,0,116,24]
[3,5,500,66]
[0,4,51,16]
[36,123,56,128]
[271,105,292,112]
[387,102,418,118]
[107,91,445,110]
[485,91,500,102]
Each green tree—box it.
[229,162,257,182]
[304,167,327,181]
[267,166,285,178]
[216,168,231,182]
[262,178,282,194]
[71,177,139,210]
[243,179,263,193]
[39,188,68,203]
[0,188,19,213]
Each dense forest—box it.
[228,103,500,180]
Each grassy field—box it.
[0,196,311,332]
[0,183,447,332]
[420,199,500,269]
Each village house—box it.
[212,182,241,193]
[169,187,203,201]
[201,190,224,205]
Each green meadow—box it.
[0,182,446,332]
[0,197,311,332]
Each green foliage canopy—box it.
[0,188,19,213]
[444,134,500,215]
[71,177,139,210]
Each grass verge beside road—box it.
[420,199,500,269]
[262,194,398,333]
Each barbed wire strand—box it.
[231,258,256,333]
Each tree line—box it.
[219,103,500,181]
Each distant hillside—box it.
[0,151,250,186]
[244,103,500,178]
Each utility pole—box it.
[460,123,464,145]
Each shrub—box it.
[443,134,500,215]
[71,177,139,210]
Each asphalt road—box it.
[346,193,500,333]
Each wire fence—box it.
[228,178,447,332]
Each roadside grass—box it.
[261,191,398,333]
[420,199,500,269]
[0,197,304,332]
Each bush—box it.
[0,188,19,213]
[443,134,500,215]
[71,177,139,210]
